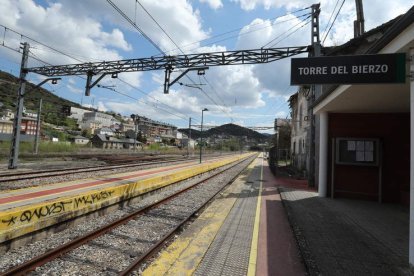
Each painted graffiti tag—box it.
[1,190,115,227]
[20,201,72,223]
[1,200,72,226]
[2,216,17,226]
[74,190,115,208]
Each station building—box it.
[309,5,414,266]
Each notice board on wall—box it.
[335,138,379,166]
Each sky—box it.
[0,0,412,132]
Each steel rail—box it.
[119,155,254,275]
[0,155,253,276]
[0,157,197,183]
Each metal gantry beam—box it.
[26,46,309,76]
[190,125,274,130]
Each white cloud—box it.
[96,101,108,112]
[0,0,132,67]
[234,14,309,98]
[66,84,82,94]
[231,0,412,46]
[56,0,210,56]
[1,0,412,128]
[199,0,223,10]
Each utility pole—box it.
[33,98,42,154]
[130,114,139,151]
[354,0,365,38]
[308,4,321,186]
[187,117,191,157]
[8,42,29,169]
[200,108,208,163]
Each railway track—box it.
[0,156,197,184]
[0,155,255,275]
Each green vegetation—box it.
[178,123,270,142]
[0,70,86,128]
[38,141,81,153]
[148,143,163,151]
[42,125,71,141]
[0,140,82,155]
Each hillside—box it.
[0,70,84,126]
[179,123,271,141]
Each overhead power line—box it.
[0,26,193,125]
[262,14,312,48]
[159,6,312,56]
[135,0,233,117]
[109,0,225,115]
[98,84,188,121]
[0,24,83,63]
[322,0,341,38]
[106,0,164,55]
[136,0,182,53]
[322,0,346,44]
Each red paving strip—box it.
[0,163,194,205]
[256,162,307,276]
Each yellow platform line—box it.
[142,158,258,276]
[0,154,253,243]
[247,157,263,276]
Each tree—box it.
[81,129,92,138]
[64,118,79,130]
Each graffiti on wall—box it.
[1,190,115,228]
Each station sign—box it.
[290,53,406,85]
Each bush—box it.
[38,141,79,153]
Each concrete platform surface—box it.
[143,155,306,276]
[143,155,412,275]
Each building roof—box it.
[93,134,141,144]
[73,135,88,140]
[312,7,414,109]
[323,15,402,56]
[94,134,121,142]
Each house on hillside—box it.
[91,134,141,149]
[83,111,113,128]
[69,107,88,123]
[71,135,89,145]
[91,134,123,149]
[95,127,115,136]
[1,109,14,120]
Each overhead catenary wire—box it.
[262,14,312,48]
[134,0,234,121]
[1,3,315,129]
[0,24,83,63]
[133,0,311,126]
[136,0,182,53]
[322,0,346,44]
[106,0,164,55]
[321,0,341,39]
[159,6,312,56]
[0,31,193,126]
[97,84,189,121]
[13,44,191,122]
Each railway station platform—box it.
[0,154,252,245]
[143,155,411,275]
